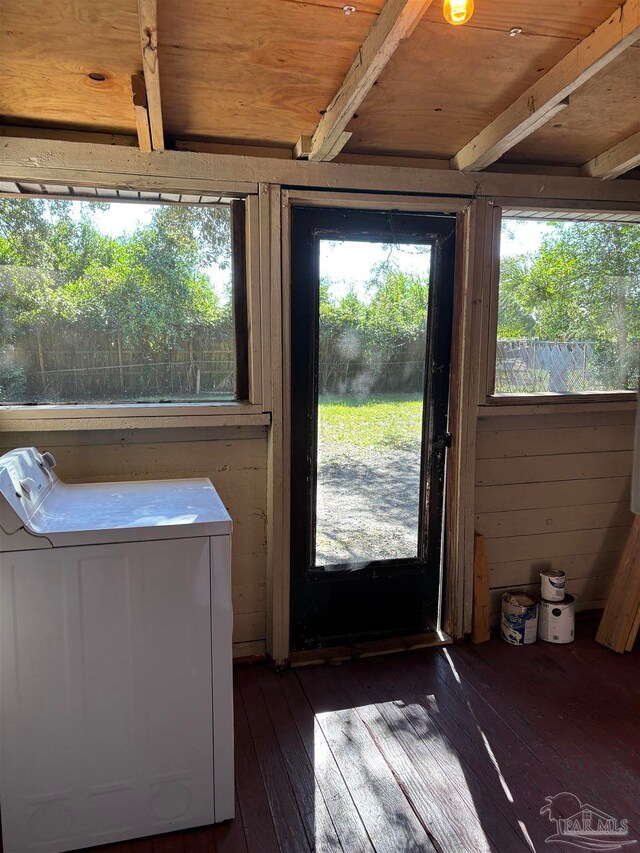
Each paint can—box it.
[540,568,566,602]
[538,594,575,644]
[501,591,539,645]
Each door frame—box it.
[270,189,479,664]
[290,205,459,650]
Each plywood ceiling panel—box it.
[158,0,385,145]
[0,0,636,170]
[0,0,140,134]
[502,46,640,165]
[344,0,626,158]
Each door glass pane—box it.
[316,240,432,566]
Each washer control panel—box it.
[0,447,58,533]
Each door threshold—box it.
[290,629,452,667]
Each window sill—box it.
[481,391,637,417]
[0,402,271,432]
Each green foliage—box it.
[498,221,640,341]
[0,197,234,401]
[0,198,231,345]
[318,260,430,394]
[497,220,640,390]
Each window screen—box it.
[0,195,248,404]
[495,217,640,395]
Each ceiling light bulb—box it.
[443,0,474,25]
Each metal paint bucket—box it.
[540,568,566,602]
[538,594,575,644]
[501,591,539,645]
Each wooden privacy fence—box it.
[1,335,235,402]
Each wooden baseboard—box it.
[289,630,451,668]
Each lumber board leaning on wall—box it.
[475,407,636,624]
[0,427,269,658]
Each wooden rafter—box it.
[296,0,434,162]
[137,0,164,152]
[131,73,152,154]
[452,0,640,172]
[581,131,640,179]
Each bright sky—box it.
[320,220,550,302]
[89,201,231,295]
[67,201,550,302]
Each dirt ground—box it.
[315,445,421,565]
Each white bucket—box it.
[501,591,539,645]
[540,568,565,602]
[538,594,575,644]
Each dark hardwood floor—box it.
[87,620,640,852]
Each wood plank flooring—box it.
[82,620,640,852]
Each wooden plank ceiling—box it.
[0,0,638,172]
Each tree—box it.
[0,197,234,401]
[498,220,640,389]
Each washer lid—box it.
[27,477,232,545]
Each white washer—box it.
[0,447,234,853]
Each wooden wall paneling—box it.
[477,408,636,432]
[476,477,632,514]
[476,423,635,459]
[489,550,623,589]
[479,502,633,539]
[475,406,636,626]
[477,449,633,486]
[485,527,631,564]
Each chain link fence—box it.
[495,339,639,394]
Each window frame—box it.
[0,185,268,429]
[483,199,640,408]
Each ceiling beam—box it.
[581,132,640,179]
[452,0,640,172]
[137,0,164,151]
[296,0,434,162]
[131,74,152,154]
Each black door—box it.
[290,206,456,651]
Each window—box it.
[0,194,248,405]
[495,216,640,396]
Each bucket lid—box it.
[503,591,539,607]
[540,569,564,579]
[541,593,575,606]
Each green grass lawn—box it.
[318,393,423,452]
